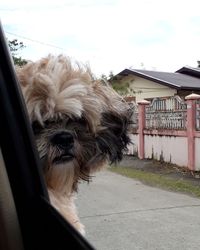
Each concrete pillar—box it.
[185,93,200,170]
[138,100,150,159]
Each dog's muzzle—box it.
[51,131,75,164]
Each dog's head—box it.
[17,55,132,194]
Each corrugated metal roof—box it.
[117,69,200,89]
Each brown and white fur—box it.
[16,54,132,235]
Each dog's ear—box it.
[96,111,132,163]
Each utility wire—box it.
[5,31,64,50]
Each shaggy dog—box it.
[16,55,132,235]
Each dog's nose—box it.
[51,132,74,149]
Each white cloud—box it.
[1,0,200,76]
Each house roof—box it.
[116,68,200,90]
[176,66,200,78]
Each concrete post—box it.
[138,100,150,159]
[185,93,200,170]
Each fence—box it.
[127,94,200,171]
[145,96,187,130]
[129,101,138,129]
[196,99,200,130]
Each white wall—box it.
[127,134,200,170]
[127,134,138,155]
[119,75,177,102]
[144,135,188,167]
[195,138,200,170]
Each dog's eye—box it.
[44,120,53,126]
[78,118,87,126]
[64,117,70,125]
[31,121,43,135]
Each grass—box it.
[109,166,200,198]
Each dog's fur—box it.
[16,55,132,235]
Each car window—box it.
[0,23,95,250]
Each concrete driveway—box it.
[77,170,200,250]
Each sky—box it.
[1,0,200,77]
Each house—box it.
[111,67,200,102]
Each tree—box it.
[100,71,134,95]
[100,71,142,96]
[100,71,115,82]
[197,61,200,68]
[100,71,129,94]
[100,71,115,87]
[100,74,108,81]
[8,39,27,66]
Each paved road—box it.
[77,170,200,250]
